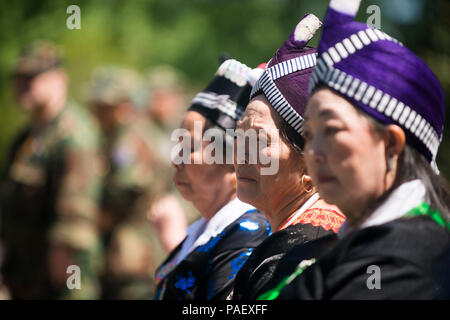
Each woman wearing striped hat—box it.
[260,0,450,300]
[231,14,345,300]
[154,58,271,300]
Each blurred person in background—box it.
[154,58,271,300]
[231,14,345,300]
[0,41,104,299]
[86,66,188,299]
[146,65,188,132]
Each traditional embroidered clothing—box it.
[232,194,344,300]
[277,214,450,299]
[258,179,450,300]
[154,198,270,300]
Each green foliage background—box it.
[0,0,449,179]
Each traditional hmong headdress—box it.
[309,0,445,171]
[188,58,264,131]
[251,14,322,133]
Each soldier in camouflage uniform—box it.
[87,66,172,299]
[0,41,104,299]
[145,65,188,132]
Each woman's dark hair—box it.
[272,109,313,192]
[273,110,305,156]
[365,112,450,221]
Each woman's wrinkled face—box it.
[235,95,304,212]
[302,88,388,220]
[172,111,233,203]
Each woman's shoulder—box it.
[327,216,450,275]
[273,233,339,278]
[193,209,270,255]
[233,208,271,232]
[218,209,271,248]
[276,218,450,299]
[233,229,337,300]
[235,224,311,281]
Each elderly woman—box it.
[154,59,271,300]
[261,0,450,300]
[231,14,345,300]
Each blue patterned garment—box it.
[154,209,270,300]
[174,272,196,294]
[229,249,254,280]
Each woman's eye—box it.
[302,129,312,141]
[258,135,269,146]
[190,140,200,152]
[324,126,340,136]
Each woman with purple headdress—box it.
[230,14,346,300]
[259,0,450,300]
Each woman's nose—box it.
[171,147,186,169]
[307,138,326,164]
[234,139,250,165]
[172,161,181,169]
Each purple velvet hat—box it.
[251,14,322,133]
[189,58,264,131]
[309,0,446,172]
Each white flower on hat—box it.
[294,13,322,43]
[247,67,265,87]
[329,0,361,16]
[216,59,250,87]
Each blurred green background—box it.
[0,0,449,179]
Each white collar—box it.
[338,179,427,239]
[176,197,254,264]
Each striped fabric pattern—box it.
[251,52,318,133]
[192,91,244,121]
[267,53,318,81]
[309,27,440,170]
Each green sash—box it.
[256,258,316,300]
[404,203,450,231]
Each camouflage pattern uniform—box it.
[1,104,104,299]
[0,42,104,300]
[87,66,167,299]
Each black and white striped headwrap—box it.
[250,13,322,134]
[251,52,318,133]
[189,59,264,131]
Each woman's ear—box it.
[384,124,405,172]
[385,125,406,156]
